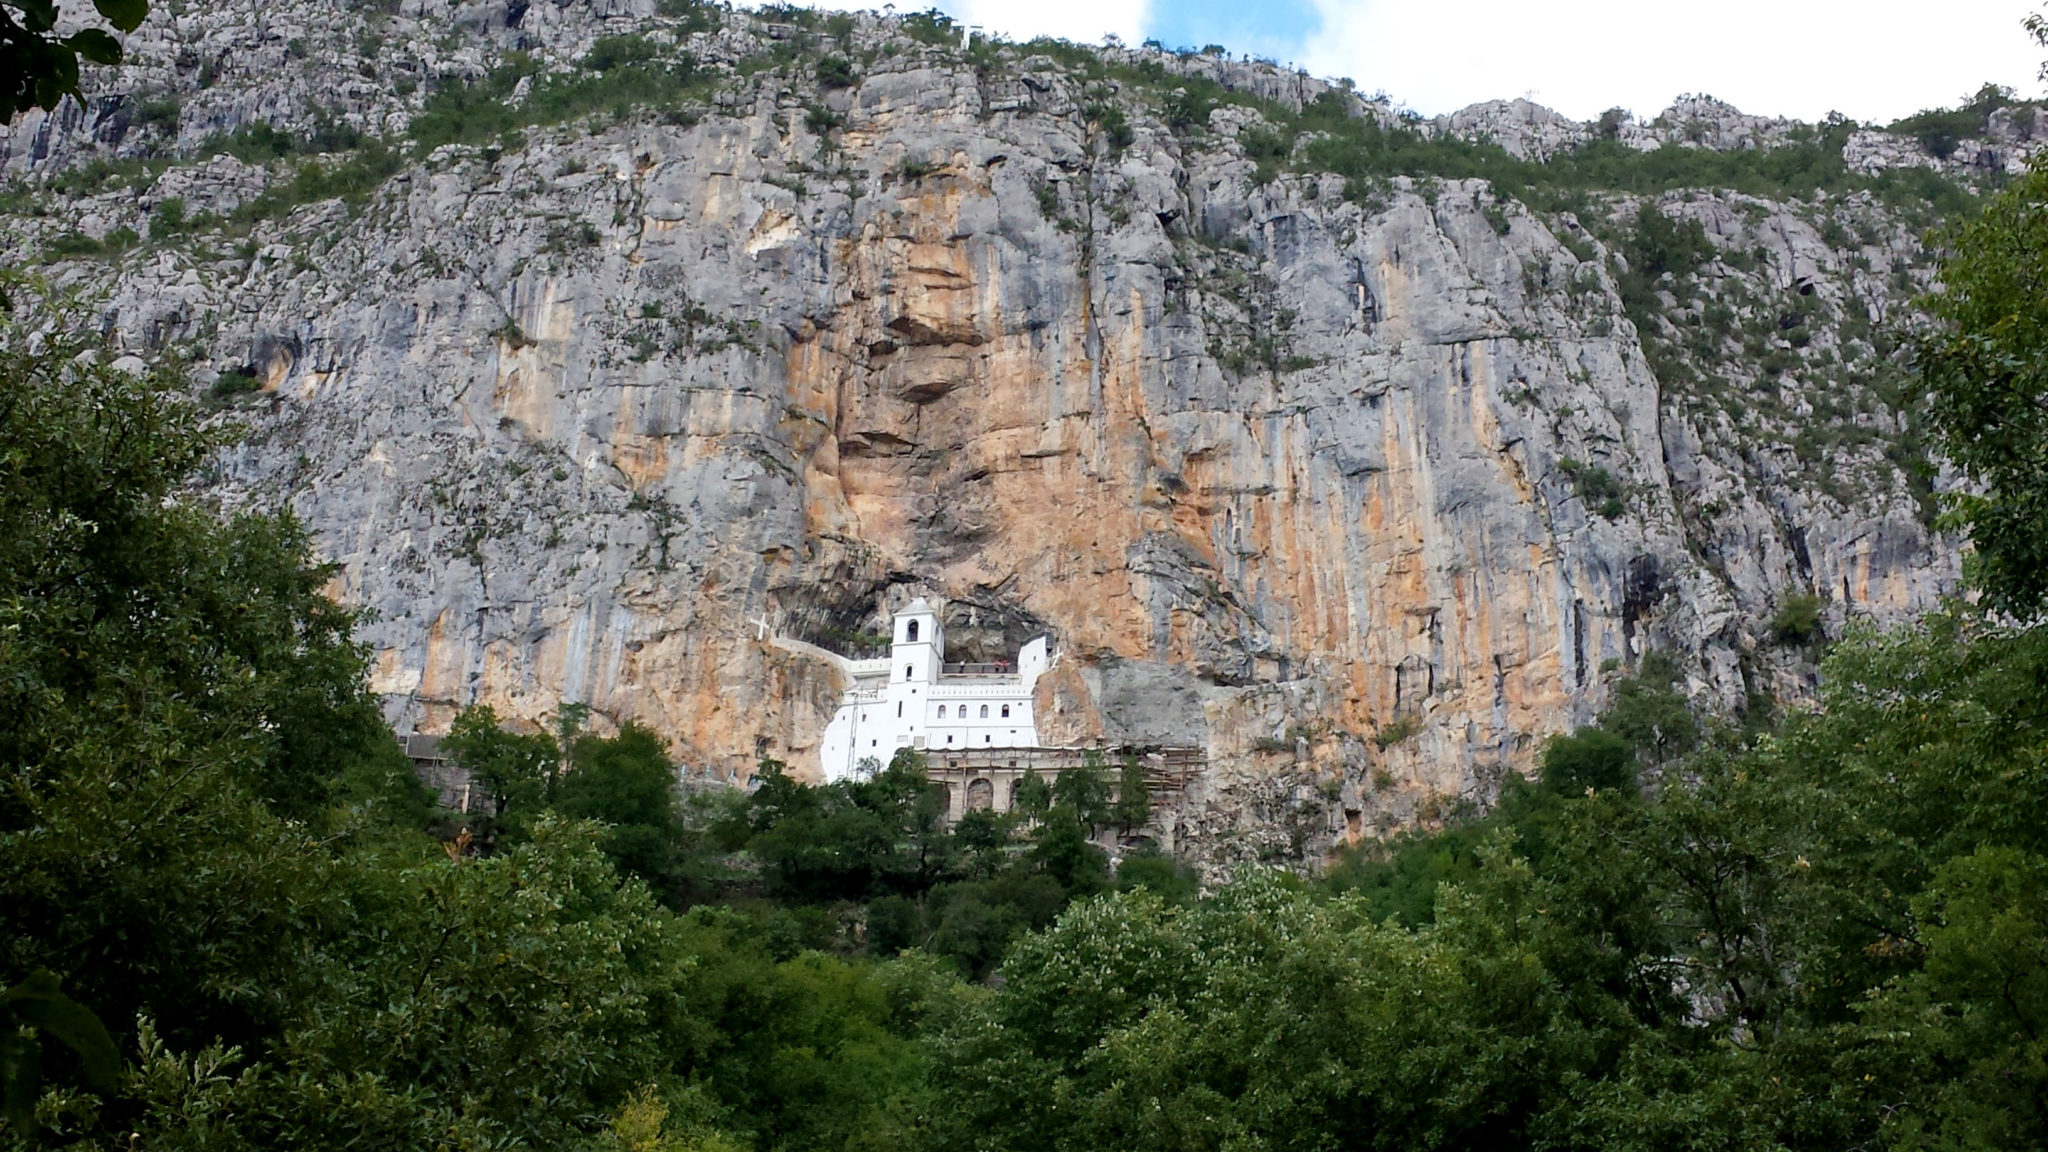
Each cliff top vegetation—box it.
[7,5,2048,1149]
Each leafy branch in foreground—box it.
[2,0,147,115]
[0,972,118,1132]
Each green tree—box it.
[2,0,146,115]
[0,293,426,1062]
[1321,611,2048,1149]
[1918,161,2048,613]
[0,293,422,830]
[925,869,1071,980]
[1113,849,1199,904]
[442,703,559,831]
[1013,768,1052,817]
[860,748,954,893]
[866,893,924,955]
[1052,751,1112,833]
[1028,807,1109,896]
[673,908,956,1151]
[950,807,1013,879]
[932,871,1592,1152]
[1112,752,1152,834]
[738,757,835,899]
[0,286,983,1152]
[1327,663,1684,928]
[1324,800,1513,927]
[1599,651,1698,766]
[741,749,954,903]
[29,823,705,1150]
[224,821,690,1148]
[557,721,683,889]
[1853,844,2048,1147]
[1538,727,1635,795]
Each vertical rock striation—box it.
[1,1,1977,861]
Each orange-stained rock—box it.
[38,10,1965,860]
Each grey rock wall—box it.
[0,0,1980,864]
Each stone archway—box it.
[965,777,995,811]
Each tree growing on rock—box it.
[1919,159,2048,614]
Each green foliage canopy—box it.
[0,292,429,1065]
[1919,162,2048,614]
[934,614,2048,1151]
[0,292,932,1151]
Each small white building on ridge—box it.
[815,599,1050,782]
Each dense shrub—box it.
[1770,591,1825,645]
[408,54,708,155]
[581,34,661,72]
[815,55,856,88]
[1889,82,2020,159]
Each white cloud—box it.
[1298,0,2045,123]
[943,0,1150,46]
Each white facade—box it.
[815,599,1050,781]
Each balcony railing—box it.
[942,661,1013,676]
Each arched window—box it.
[907,620,919,642]
[1001,704,1011,718]
[980,704,989,718]
[896,702,902,718]
[937,705,948,718]
[965,778,993,810]
[905,665,914,681]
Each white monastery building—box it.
[814,599,1049,781]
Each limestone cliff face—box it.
[3,1,1975,859]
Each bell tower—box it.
[893,598,944,682]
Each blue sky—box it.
[1141,0,1321,61]
[919,0,2046,124]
